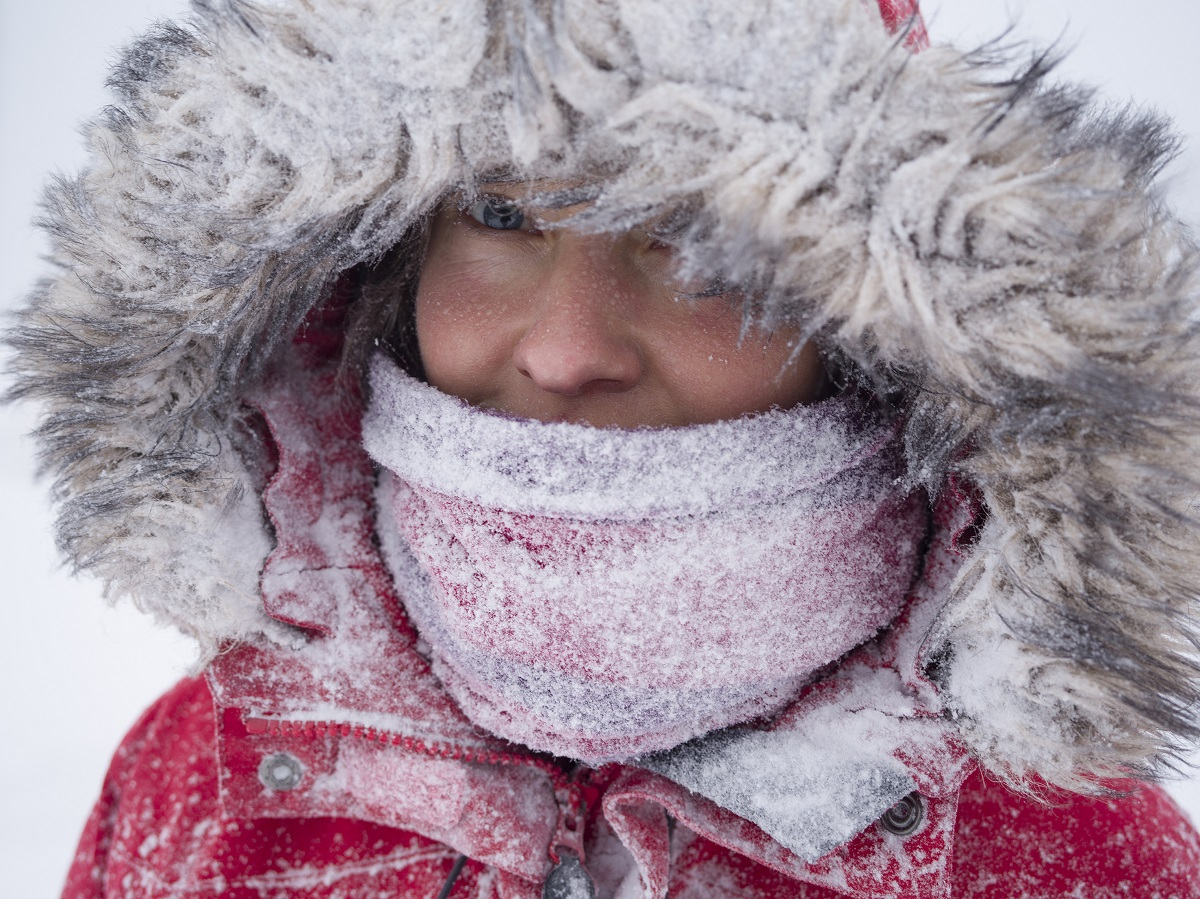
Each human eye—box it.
[464,196,528,231]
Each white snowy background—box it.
[2,1,1199,895]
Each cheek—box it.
[656,306,824,420]
[747,335,826,407]
[727,335,825,412]
[414,240,523,402]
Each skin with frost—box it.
[414,185,827,428]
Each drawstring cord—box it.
[435,854,468,899]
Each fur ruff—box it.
[8,0,1200,794]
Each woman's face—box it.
[414,183,825,428]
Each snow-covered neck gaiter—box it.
[363,354,926,764]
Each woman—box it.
[9,0,1200,895]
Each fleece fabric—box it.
[364,355,925,764]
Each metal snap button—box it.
[542,850,595,899]
[258,751,304,791]
[878,791,924,836]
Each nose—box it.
[512,239,644,397]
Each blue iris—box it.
[468,197,526,230]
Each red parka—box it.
[62,342,1200,899]
[64,675,1200,899]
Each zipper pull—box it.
[545,778,595,899]
[543,849,595,899]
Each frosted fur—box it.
[7,0,1200,793]
[366,358,925,762]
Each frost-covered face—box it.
[415,183,825,428]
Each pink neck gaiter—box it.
[363,355,925,764]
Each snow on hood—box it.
[7,0,1200,794]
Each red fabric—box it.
[876,0,929,50]
[63,674,1200,899]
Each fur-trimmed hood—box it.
[9,0,1200,796]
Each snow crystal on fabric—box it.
[364,353,896,519]
[364,356,925,763]
[642,680,919,863]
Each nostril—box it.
[513,327,642,397]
